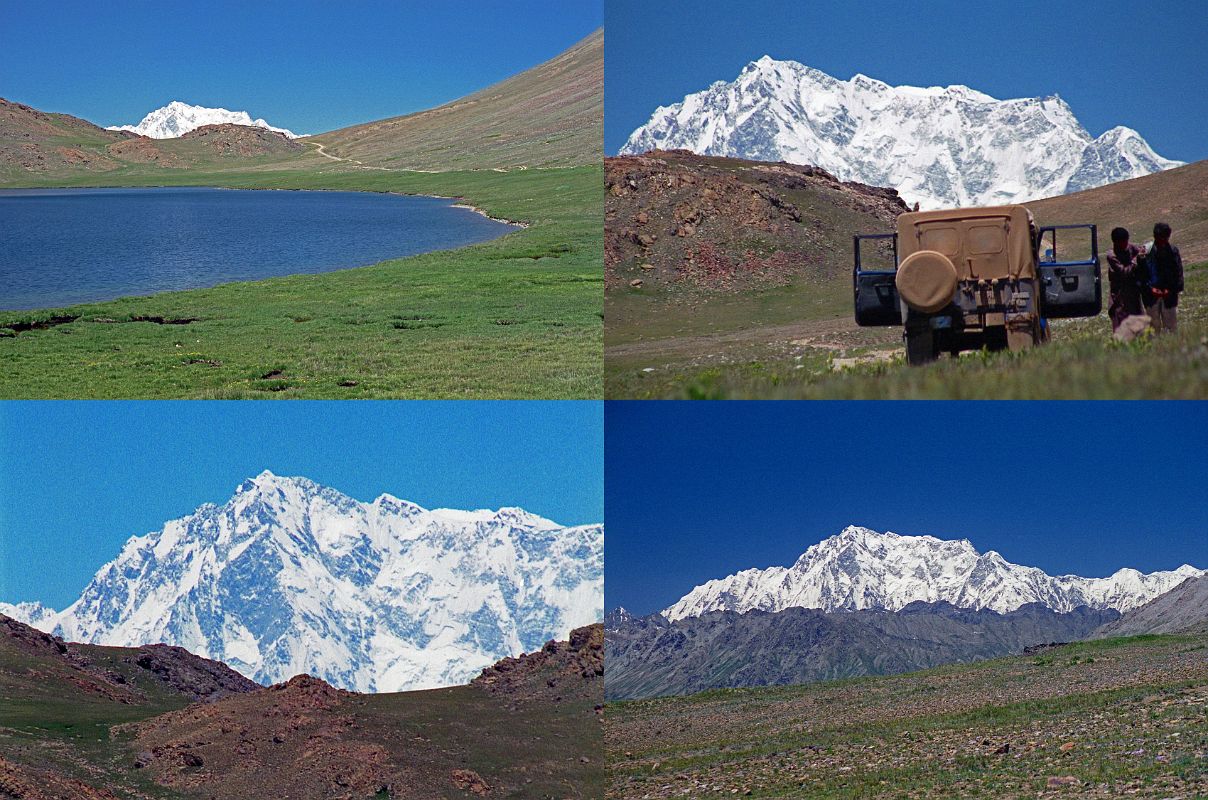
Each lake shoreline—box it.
[0,186,519,312]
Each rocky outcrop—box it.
[473,623,603,703]
[180,123,304,156]
[605,150,907,291]
[0,757,120,800]
[126,643,260,701]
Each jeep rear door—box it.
[1037,224,1101,318]
[853,233,900,326]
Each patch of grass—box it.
[607,262,1208,398]
[0,164,602,399]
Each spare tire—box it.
[896,250,958,313]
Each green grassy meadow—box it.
[606,261,1208,399]
[0,162,602,398]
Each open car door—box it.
[1036,224,1101,318]
[853,233,900,326]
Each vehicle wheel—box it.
[905,330,938,366]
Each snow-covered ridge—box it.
[664,525,1203,621]
[107,101,299,139]
[0,471,602,693]
[622,57,1182,207]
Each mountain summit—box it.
[664,525,1202,621]
[0,473,602,692]
[107,101,299,139]
[621,57,1181,207]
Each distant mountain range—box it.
[106,101,299,139]
[665,525,1202,620]
[605,602,1118,700]
[621,57,1182,207]
[1,472,603,692]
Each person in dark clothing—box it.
[1105,227,1148,331]
[1146,221,1184,333]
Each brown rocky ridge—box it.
[606,149,908,291]
[180,123,305,157]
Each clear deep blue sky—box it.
[0,401,603,610]
[605,0,1208,162]
[606,402,1208,616]
[0,1,601,134]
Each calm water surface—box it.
[0,187,517,310]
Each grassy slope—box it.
[606,634,1208,799]
[358,685,604,800]
[0,640,195,798]
[314,30,603,170]
[613,260,1207,399]
[0,160,601,399]
[606,161,1208,399]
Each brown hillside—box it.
[0,97,128,174]
[313,30,603,170]
[180,123,305,157]
[473,623,603,703]
[0,614,258,705]
[606,149,908,291]
[118,633,603,799]
[1029,160,1208,263]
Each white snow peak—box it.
[664,525,1204,621]
[621,58,1183,208]
[106,101,299,139]
[4,473,602,693]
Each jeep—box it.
[853,205,1101,365]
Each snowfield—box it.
[665,525,1203,621]
[107,101,299,139]
[622,57,1182,208]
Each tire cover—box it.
[896,250,958,313]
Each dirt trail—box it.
[606,314,898,361]
[306,140,548,174]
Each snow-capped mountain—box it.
[621,57,1182,208]
[664,525,1203,621]
[107,101,299,139]
[0,472,602,692]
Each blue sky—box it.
[0,401,603,609]
[606,402,1208,616]
[605,0,1208,162]
[0,1,601,134]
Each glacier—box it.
[664,525,1204,621]
[107,101,299,139]
[621,57,1183,208]
[0,472,602,693]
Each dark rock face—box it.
[605,603,1119,700]
[473,623,603,703]
[126,643,261,701]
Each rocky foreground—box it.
[0,616,603,799]
[606,633,1208,799]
